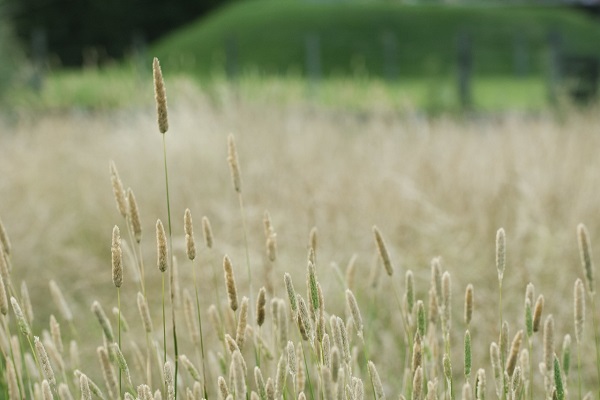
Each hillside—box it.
[151,1,600,78]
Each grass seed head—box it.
[111,225,123,288]
[256,286,266,327]
[202,216,213,248]
[223,255,238,312]
[577,223,595,295]
[152,57,169,134]
[227,134,242,193]
[156,219,168,272]
[373,226,393,276]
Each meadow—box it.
[1,63,600,400]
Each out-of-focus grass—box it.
[6,67,551,114]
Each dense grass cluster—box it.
[0,59,600,400]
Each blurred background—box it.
[2,0,600,114]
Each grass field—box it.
[151,1,600,78]
[1,63,600,399]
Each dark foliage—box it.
[6,0,228,66]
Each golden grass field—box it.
[1,73,600,399]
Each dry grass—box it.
[1,80,600,398]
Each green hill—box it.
[152,1,600,78]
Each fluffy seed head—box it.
[231,351,247,400]
[490,342,502,398]
[256,287,266,327]
[575,278,585,343]
[137,292,153,333]
[464,330,472,379]
[578,223,595,295]
[6,359,18,400]
[49,280,72,322]
[164,361,175,400]
[506,330,524,377]
[406,270,415,312]
[476,369,486,400]
[373,226,394,276]
[346,289,363,338]
[412,366,423,400]
[91,301,114,342]
[236,297,249,349]
[543,315,555,372]
[368,361,385,400]
[286,341,296,377]
[227,134,242,193]
[562,334,571,378]
[284,273,298,318]
[35,336,56,388]
[156,220,168,272]
[109,161,128,218]
[496,228,506,281]
[184,209,196,261]
[223,255,238,311]
[202,216,213,248]
[11,296,31,337]
[464,284,474,326]
[111,225,123,288]
[153,57,169,134]
[297,295,313,343]
[307,261,319,312]
[533,295,544,333]
[0,274,8,316]
[127,188,142,243]
[442,271,451,332]
[49,314,63,354]
[553,354,564,400]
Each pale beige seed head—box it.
[525,282,535,307]
[35,336,56,388]
[307,261,319,312]
[41,380,52,400]
[368,361,385,400]
[111,225,123,288]
[236,296,249,349]
[496,228,506,281]
[431,257,443,300]
[91,300,114,342]
[533,295,544,333]
[373,226,393,276]
[284,273,298,318]
[499,320,509,366]
[227,134,242,193]
[80,373,91,400]
[49,280,72,322]
[321,367,333,400]
[6,359,18,400]
[462,382,472,400]
[428,286,439,324]
[575,278,585,343]
[164,361,175,400]
[506,330,524,377]
[184,208,196,261]
[296,342,305,392]
[11,296,31,337]
[49,314,63,354]
[0,248,10,303]
[0,273,8,315]
[286,341,296,377]
[353,377,365,400]
[297,295,313,342]
[179,354,201,382]
[256,286,266,327]
[137,292,153,333]
[126,188,142,243]
[223,255,238,311]
[98,346,118,400]
[543,315,554,372]
[346,254,358,290]
[490,342,502,398]
[156,219,168,272]
[266,232,277,262]
[476,369,486,400]
[412,366,423,400]
[464,284,474,326]
[346,289,363,339]
[255,367,266,400]
[202,216,213,248]
[442,271,451,332]
[152,57,169,134]
[208,304,224,341]
[218,376,229,400]
[578,223,595,295]
[109,161,128,218]
[275,354,287,399]
[110,342,133,390]
[20,281,33,324]
[231,351,247,400]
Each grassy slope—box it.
[152,1,600,78]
